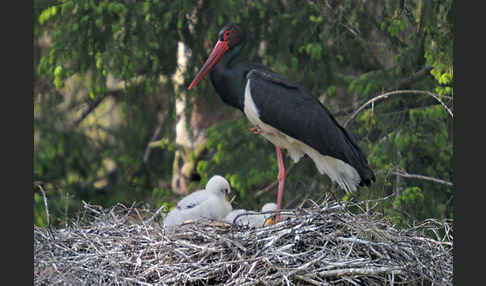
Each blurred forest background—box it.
[34,0,453,229]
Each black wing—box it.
[246,69,375,186]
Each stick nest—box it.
[34,198,452,285]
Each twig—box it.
[255,163,295,198]
[412,236,453,247]
[143,111,166,164]
[144,203,168,224]
[317,266,403,277]
[73,73,168,127]
[344,89,453,127]
[293,274,322,286]
[74,96,106,127]
[37,184,50,227]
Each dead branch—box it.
[317,266,403,278]
[74,75,168,127]
[344,89,453,127]
[391,170,453,187]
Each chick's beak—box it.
[264,217,275,226]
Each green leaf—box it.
[309,15,323,23]
[290,56,298,70]
[327,85,336,97]
[81,15,89,24]
[143,1,151,13]
[54,65,62,77]
[61,1,74,16]
[310,44,322,61]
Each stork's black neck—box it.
[209,45,247,111]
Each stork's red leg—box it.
[275,145,286,223]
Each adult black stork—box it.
[188,24,375,222]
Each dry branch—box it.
[34,198,453,285]
[344,89,453,127]
[391,170,453,187]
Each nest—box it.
[34,198,453,285]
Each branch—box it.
[74,74,168,127]
[143,112,166,164]
[391,170,453,187]
[293,274,322,286]
[146,140,188,152]
[344,89,453,127]
[74,87,126,127]
[74,96,106,127]
[317,266,403,277]
[144,203,168,224]
[412,236,453,247]
[397,67,432,89]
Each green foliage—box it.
[34,192,48,227]
[34,78,175,226]
[387,186,425,227]
[358,103,452,226]
[430,67,453,96]
[37,0,184,98]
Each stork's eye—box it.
[223,30,232,41]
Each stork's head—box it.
[261,202,278,226]
[216,23,245,49]
[206,175,231,202]
[188,24,245,90]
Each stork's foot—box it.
[249,126,262,135]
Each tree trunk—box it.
[170,42,239,194]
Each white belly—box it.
[243,80,361,192]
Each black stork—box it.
[188,24,375,222]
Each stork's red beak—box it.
[188,40,229,90]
